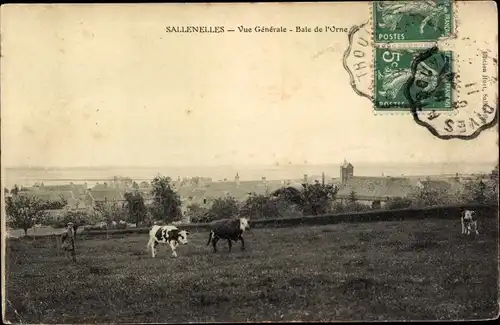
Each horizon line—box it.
[4,161,498,170]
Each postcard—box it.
[1,2,498,323]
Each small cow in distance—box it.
[461,210,479,235]
[147,225,189,258]
[207,217,250,253]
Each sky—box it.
[1,3,498,169]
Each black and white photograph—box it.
[1,2,498,323]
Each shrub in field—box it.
[186,203,209,223]
[330,201,346,213]
[386,196,413,210]
[344,202,371,212]
[205,196,240,221]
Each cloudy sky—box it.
[1,3,498,168]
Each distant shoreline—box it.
[3,162,495,189]
[4,161,497,171]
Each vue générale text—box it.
[165,25,348,33]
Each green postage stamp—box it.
[374,47,453,111]
[373,0,453,43]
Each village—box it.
[5,160,488,228]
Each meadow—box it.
[4,216,499,323]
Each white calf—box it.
[461,210,479,235]
[146,225,189,258]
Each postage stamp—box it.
[374,47,453,111]
[343,21,498,139]
[373,0,454,43]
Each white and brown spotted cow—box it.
[146,225,189,258]
[461,210,479,235]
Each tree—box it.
[10,185,20,196]
[461,174,497,205]
[348,191,357,204]
[124,191,146,226]
[206,196,240,221]
[59,209,98,233]
[5,195,47,236]
[151,175,182,222]
[186,203,209,223]
[271,186,303,206]
[409,184,451,208]
[474,180,487,204]
[272,183,339,216]
[491,164,499,183]
[241,193,281,219]
[94,200,121,225]
[343,190,368,212]
[487,164,499,204]
[385,196,412,209]
[40,197,68,210]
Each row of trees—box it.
[5,165,499,236]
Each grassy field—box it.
[4,217,499,323]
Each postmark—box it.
[343,22,498,139]
[405,39,498,140]
[375,47,453,111]
[373,0,453,43]
[343,22,374,101]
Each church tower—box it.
[235,172,240,187]
[340,159,354,184]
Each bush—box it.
[408,185,453,208]
[240,194,282,219]
[186,203,209,223]
[386,197,412,210]
[344,202,371,213]
[271,183,339,216]
[206,196,240,221]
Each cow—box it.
[461,209,479,235]
[146,225,189,258]
[206,217,250,253]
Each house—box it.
[335,176,416,207]
[18,189,78,206]
[334,160,415,207]
[20,183,88,206]
[85,188,126,207]
[176,174,285,221]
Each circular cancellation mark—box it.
[343,22,498,140]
